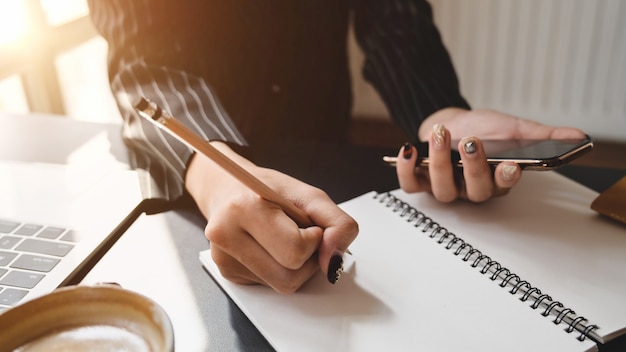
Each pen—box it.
[383,142,461,167]
[134,97,312,227]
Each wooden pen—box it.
[134,97,312,227]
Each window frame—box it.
[0,0,97,115]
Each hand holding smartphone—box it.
[383,136,593,170]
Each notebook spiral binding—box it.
[374,192,600,342]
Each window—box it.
[0,75,29,113]
[0,0,120,124]
[0,2,30,46]
[40,0,89,27]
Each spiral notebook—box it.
[200,171,626,352]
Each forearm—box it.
[352,0,470,142]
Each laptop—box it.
[0,160,143,311]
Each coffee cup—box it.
[0,284,174,351]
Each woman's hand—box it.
[396,107,586,202]
[185,142,357,293]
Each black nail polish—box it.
[402,143,413,160]
[327,254,344,284]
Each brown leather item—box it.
[591,176,626,225]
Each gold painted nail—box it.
[502,165,517,181]
[433,124,446,146]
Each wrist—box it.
[185,141,256,217]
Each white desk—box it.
[0,112,128,169]
[81,209,273,352]
[82,212,211,351]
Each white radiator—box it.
[351,0,626,141]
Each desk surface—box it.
[3,113,625,351]
[82,140,626,352]
[0,113,129,169]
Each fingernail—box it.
[501,165,517,181]
[463,140,477,154]
[327,253,344,284]
[433,124,446,147]
[402,143,413,160]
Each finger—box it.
[548,127,586,139]
[297,188,359,284]
[315,216,358,284]
[206,212,321,293]
[396,143,419,192]
[514,119,586,140]
[493,162,521,196]
[210,245,261,285]
[459,137,494,202]
[396,143,430,193]
[427,124,458,202]
[238,195,323,270]
[210,243,320,294]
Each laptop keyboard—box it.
[0,219,79,311]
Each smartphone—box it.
[383,135,593,170]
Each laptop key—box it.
[60,229,81,242]
[11,254,60,272]
[14,224,43,236]
[37,227,66,240]
[15,238,74,257]
[0,270,45,289]
[0,287,29,306]
[0,251,18,266]
[0,220,20,234]
[0,236,21,249]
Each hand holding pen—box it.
[135,98,357,292]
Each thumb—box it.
[315,214,358,284]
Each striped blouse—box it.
[87,0,469,201]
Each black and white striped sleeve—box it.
[88,0,246,201]
[352,0,471,142]
[111,63,247,201]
